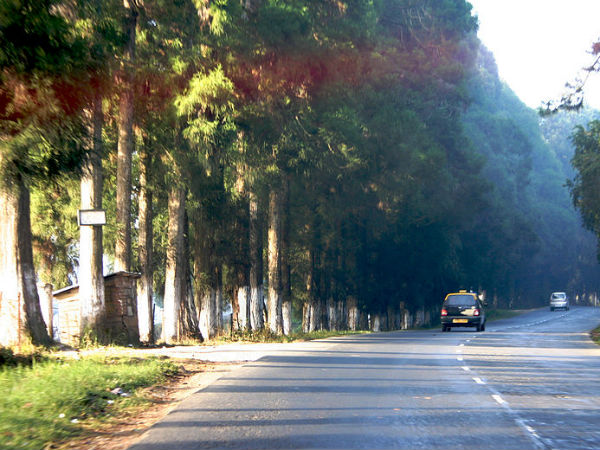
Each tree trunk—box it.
[371,313,381,332]
[267,187,282,334]
[281,175,292,335]
[79,92,105,340]
[179,214,199,339]
[40,283,54,339]
[137,141,153,343]
[198,267,220,341]
[233,170,250,332]
[162,186,186,344]
[248,189,264,330]
[347,295,358,331]
[235,285,250,331]
[336,299,346,330]
[192,210,219,341]
[303,220,321,332]
[0,175,50,347]
[115,0,137,272]
[326,297,336,331]
[215,266,223,332]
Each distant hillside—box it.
[461,46,600,306]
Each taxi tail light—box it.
[441,308,448,316]
[473,309,480,316]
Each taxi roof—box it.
[444,290,477,301]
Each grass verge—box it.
[0,351,178,450]
[591,325,600,345]
[486,308,524,322]
[217,328,371,344]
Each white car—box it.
[550,292,569,311]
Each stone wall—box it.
[104,272,140,344]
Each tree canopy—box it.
[3,0,599,346]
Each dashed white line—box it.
[492,394,507,405]
[457,331,548,448]
[524,425,541,439]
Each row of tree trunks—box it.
[300,293,437,333]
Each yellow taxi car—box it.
[440,290,486,332]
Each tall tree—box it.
[0,0,92,346]
[267,185,283,333]
[115,0,138,272]
[248,187,264,330]
[79,91,105,337]
[162,182,187,344]
[137,138,154,343]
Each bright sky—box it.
[468,0,600,109]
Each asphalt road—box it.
[129,306,600,450]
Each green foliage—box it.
[30,177,80,287]
[0,347,46,368]
[0,0,95,184]
[570,121,600,241]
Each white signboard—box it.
[78,209,106,226]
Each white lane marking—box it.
[524,425,542,439]
[456,333,545,447]
[492,394,506,405]
[488,388,547,449]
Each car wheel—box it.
[476,324,482,332]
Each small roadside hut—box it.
[53,271,140,346]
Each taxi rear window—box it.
[445,295,477,306]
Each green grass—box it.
[0,353,178,450]
[591,325,600,345]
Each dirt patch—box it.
[58,359,243,450]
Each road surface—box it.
[130,306,600,450]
